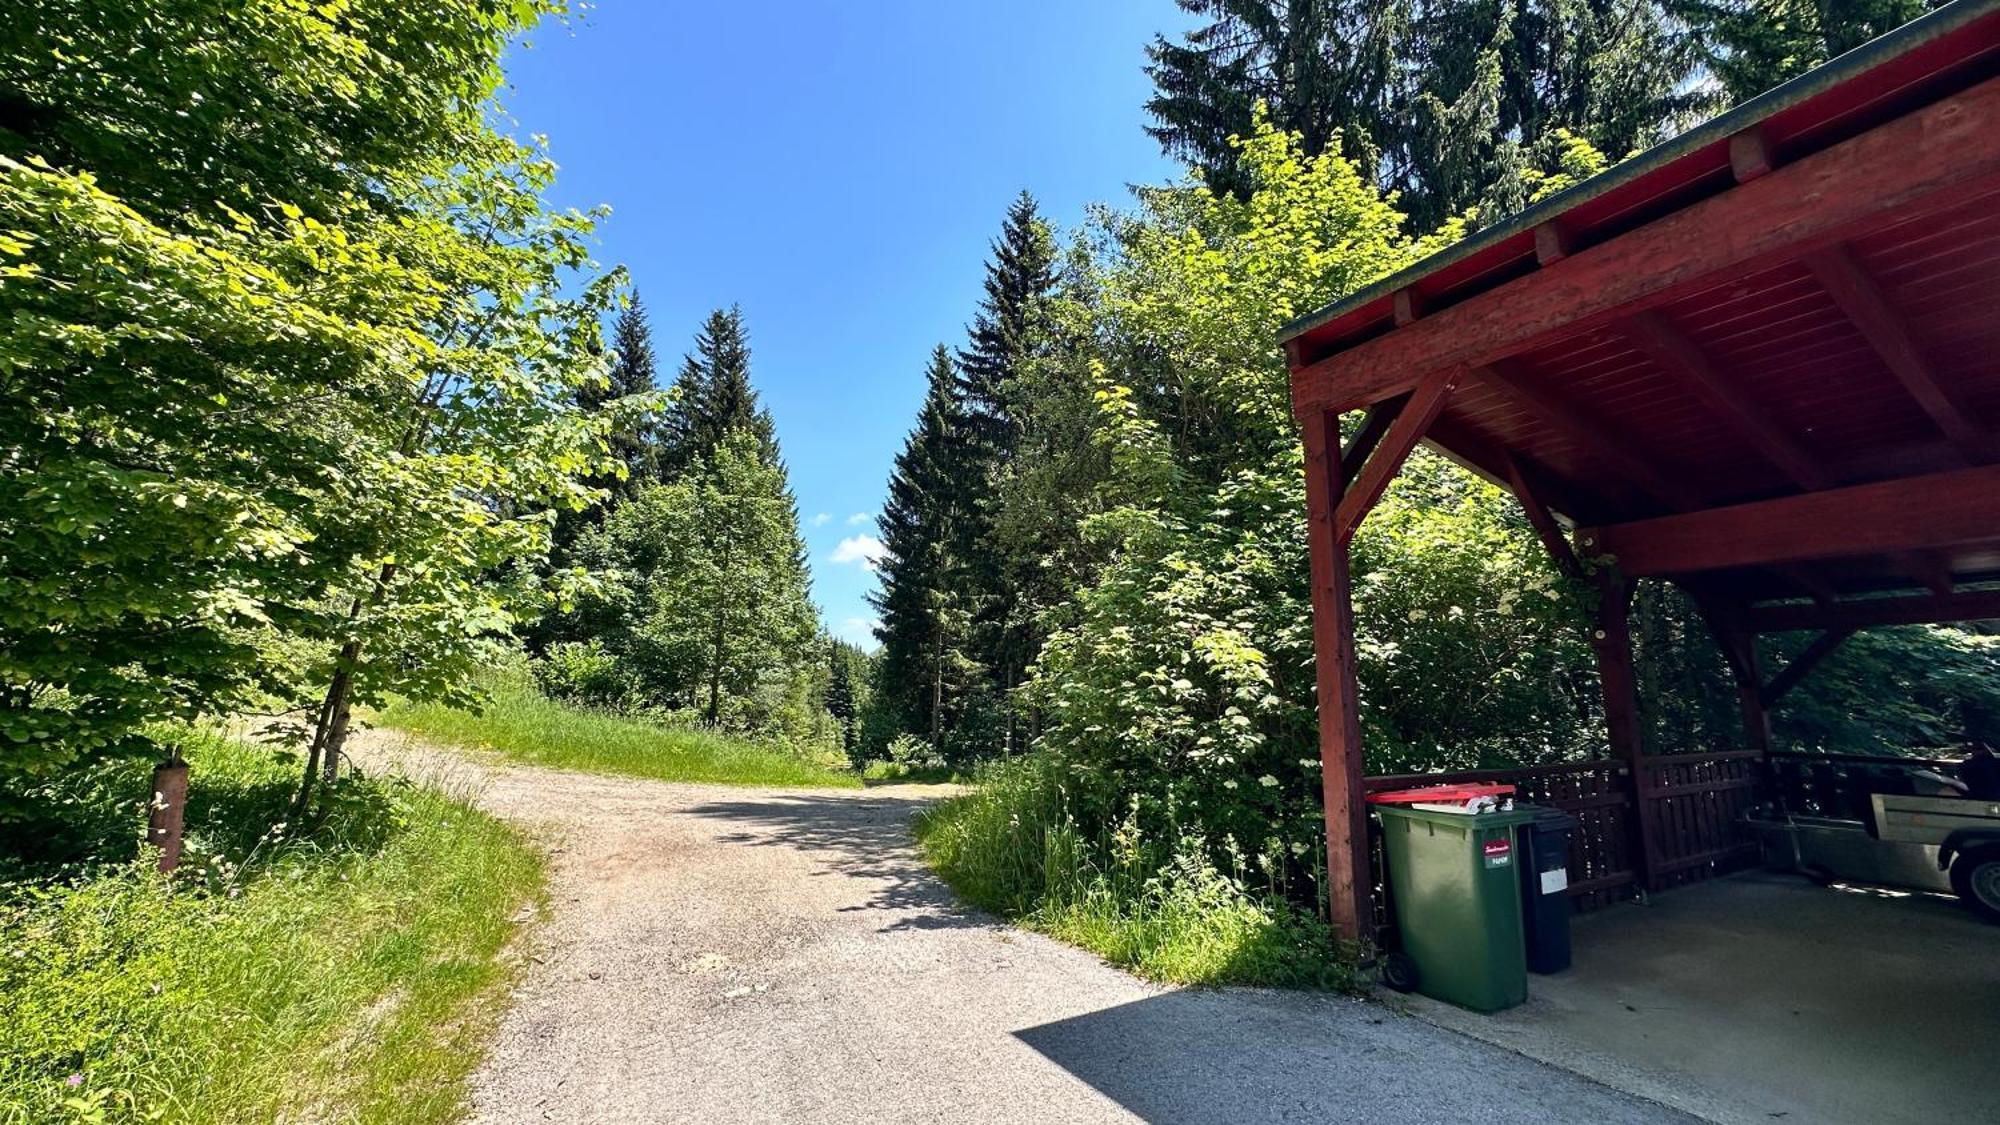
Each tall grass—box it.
[0,733,542,1125]
[378,675,858,789]
[913,757,1354,989]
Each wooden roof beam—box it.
[1621,310,1834,491]
[1290,73,2000,417]
[1747,589,2000,632]
[1802,243,1992,464]
[1575,464,2000,576]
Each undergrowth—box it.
[913,757,1354,989]
[0,730,542,1125]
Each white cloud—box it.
[810,512,831,528]
[829,534,888,570]
[836,616,881,647]
[845,512,874,527]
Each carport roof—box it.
[1281,0,2000,625]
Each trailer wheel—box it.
[1949,845,2000,924]
[1380,951,1420,993]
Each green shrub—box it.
[0,731,542,1125]
[914,757,1352,989]
[532,640,632,710]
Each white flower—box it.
[1223,779,1239,790]
[1258,775,1279,788]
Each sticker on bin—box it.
[1367,782,1516,815]
[1482,837,1513,868]
[1540,868,1569,895]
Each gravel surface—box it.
[351,729,1693,1125]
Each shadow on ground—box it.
[681,792,980,932]
[1013,988,1690,1125]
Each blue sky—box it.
[500,2,1196,647]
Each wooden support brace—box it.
[1339,392,1409,495]
[1334,369,1459,542]
[1760,628,1856,707]
[1503,451,1582,580]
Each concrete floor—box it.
[1408,871,1998,1125]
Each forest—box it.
[4,0,1999,1116]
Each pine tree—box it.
[1144,1,1708,232]
[1672,0,1938,104]
[660,306,780,475]
[870,346,979,750]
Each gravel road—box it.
[351,730,1692,1125]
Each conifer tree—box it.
[870,346,979,750]
[661,306,779,475]
[953,195,1060,752]
[1672,0,1937,103]
[590,292,664,494]
[1144,1,1706,231]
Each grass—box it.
[377,676,859,789]
[862,760,974,785]
[0,730,543,1125]
[913,757,1354,989]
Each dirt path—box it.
[351,729,1692,1125]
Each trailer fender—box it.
[1939,829,2000,871]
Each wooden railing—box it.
[1363,749,1769,921]
[1638,749,1763,890]
[1364,758,1638,915]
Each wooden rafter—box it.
[1289,74,2000,417]
[1747,589,2000,632]
[1334,369,1458,542]
[1622,310,1833,491]
[1576,464,2000,577]
[1803,243,1991,464]
[1479,361,1704,511]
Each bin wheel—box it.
[1949,846,2000,924]
[1380,951,1420,993]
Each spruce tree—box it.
[1672,0,1938,104]
[589,292,664,493]
[870,346,978,750]
[660,306,780,475]
[1145,1,1707,231]
[953,194,1059,753]
[544,292,665,583]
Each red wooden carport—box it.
[1281,0,2000,942]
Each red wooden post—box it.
[1301,408,1372,944]
[148,759,189,873]
[1590,575,1657,893]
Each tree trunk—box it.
[929,630,944,747]
[706,542,731,725]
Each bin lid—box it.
[1367,782,1516,806]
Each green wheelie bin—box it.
[1374,803,1536,1012]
